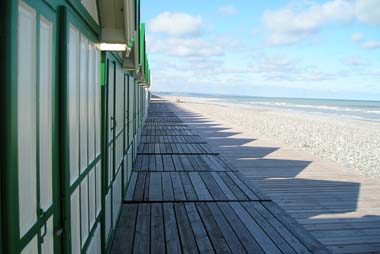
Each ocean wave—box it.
[247,101,380,115]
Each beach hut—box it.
[0,0,151,253]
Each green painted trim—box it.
[69,157,101,192]
[139,23,145,66]
[101,61,106,87]
[1,1,63,253]
[66,0,100,36]
[59,6,72,254]
[1,0,21,252]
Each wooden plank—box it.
[207,203,246,253]
[149,155,156,171]
[171,172,186,201]
[154,143,160,154]
[188,156,202,171]
[230,202,282,254]
[217,202,264,253]
[163,203,182,254]
[184,203,215,253]
[133,172,146,201]
[143,173,150,201]
[151,204,165,254]
[174,203,198,253]
[262,202,330,254]
[241,202,296,253]
[172,155,184,171]
[250,202,312,253]
[111,204,138,254]
[165,143,173,153]
[141,154,149,171]
[162,155,175,171]
[328,243,380,254]
[155,155,164,171]
[226,172,260,200]
[162,172,174,201]
[179,172,197,200]
[210,172,236,200]
[203,156,220,171]
[179,155,192,171]
[134,155,143,171]
[218,172,247,200]
[159,143,166,155]
[137,144,144,154]
[196,202,231,253]
[133,204,150,254]
[199,172,227,200]
[171,143,179,154]
[188,172,212,200]
[149,172,162,201]
[124,172,138,201]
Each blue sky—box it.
[141,0,380,100]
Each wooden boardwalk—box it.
[170,99,380,254]
[111,98,330,253]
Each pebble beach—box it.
[164,96,380,179]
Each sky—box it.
[141,0,380,100]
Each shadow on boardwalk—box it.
[111,98,333,254]
[169,101,380,254]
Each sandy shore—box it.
[162,95,380,179]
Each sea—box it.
[156,92,380,123]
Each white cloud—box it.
[148,12,203,37]
[218,5,239,16]
[262,0,380,46]
[362,40,380,49]
[356,0,380,25]
[351,33,364,42]
[263,0,355,45]
[249,54,338,82]
[148,37,224,58]
[342,56,370,66]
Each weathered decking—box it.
[111,98,330,253]
[170,99,380,254]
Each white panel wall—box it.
[39,16,53,212]
[95,50,101,156]
[86,224,101,254]
[69,25,80,185]
[89,169,96,227]
[116,70,124,134]
[80,36,89,173]
[21,236,38,254]
[18,1,37,237]
[112,171,122,227]
[128,148,133,178]
[116,135,123,169]
[96,163,102,216]
[123,155,128,189]
[105,191,111,240]
[68,27,101,253]
[41,217,54,254]
[128,78,134,145]
[88,44,95,162]
[71,188,80,254]
[108,147,113,185]
[108,64,114,141]
[80,177,89,247]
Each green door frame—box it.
[60,6,103,254]
[1,0,62,253]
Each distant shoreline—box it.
[156,93,380,123]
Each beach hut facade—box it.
[0,0,151,253]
